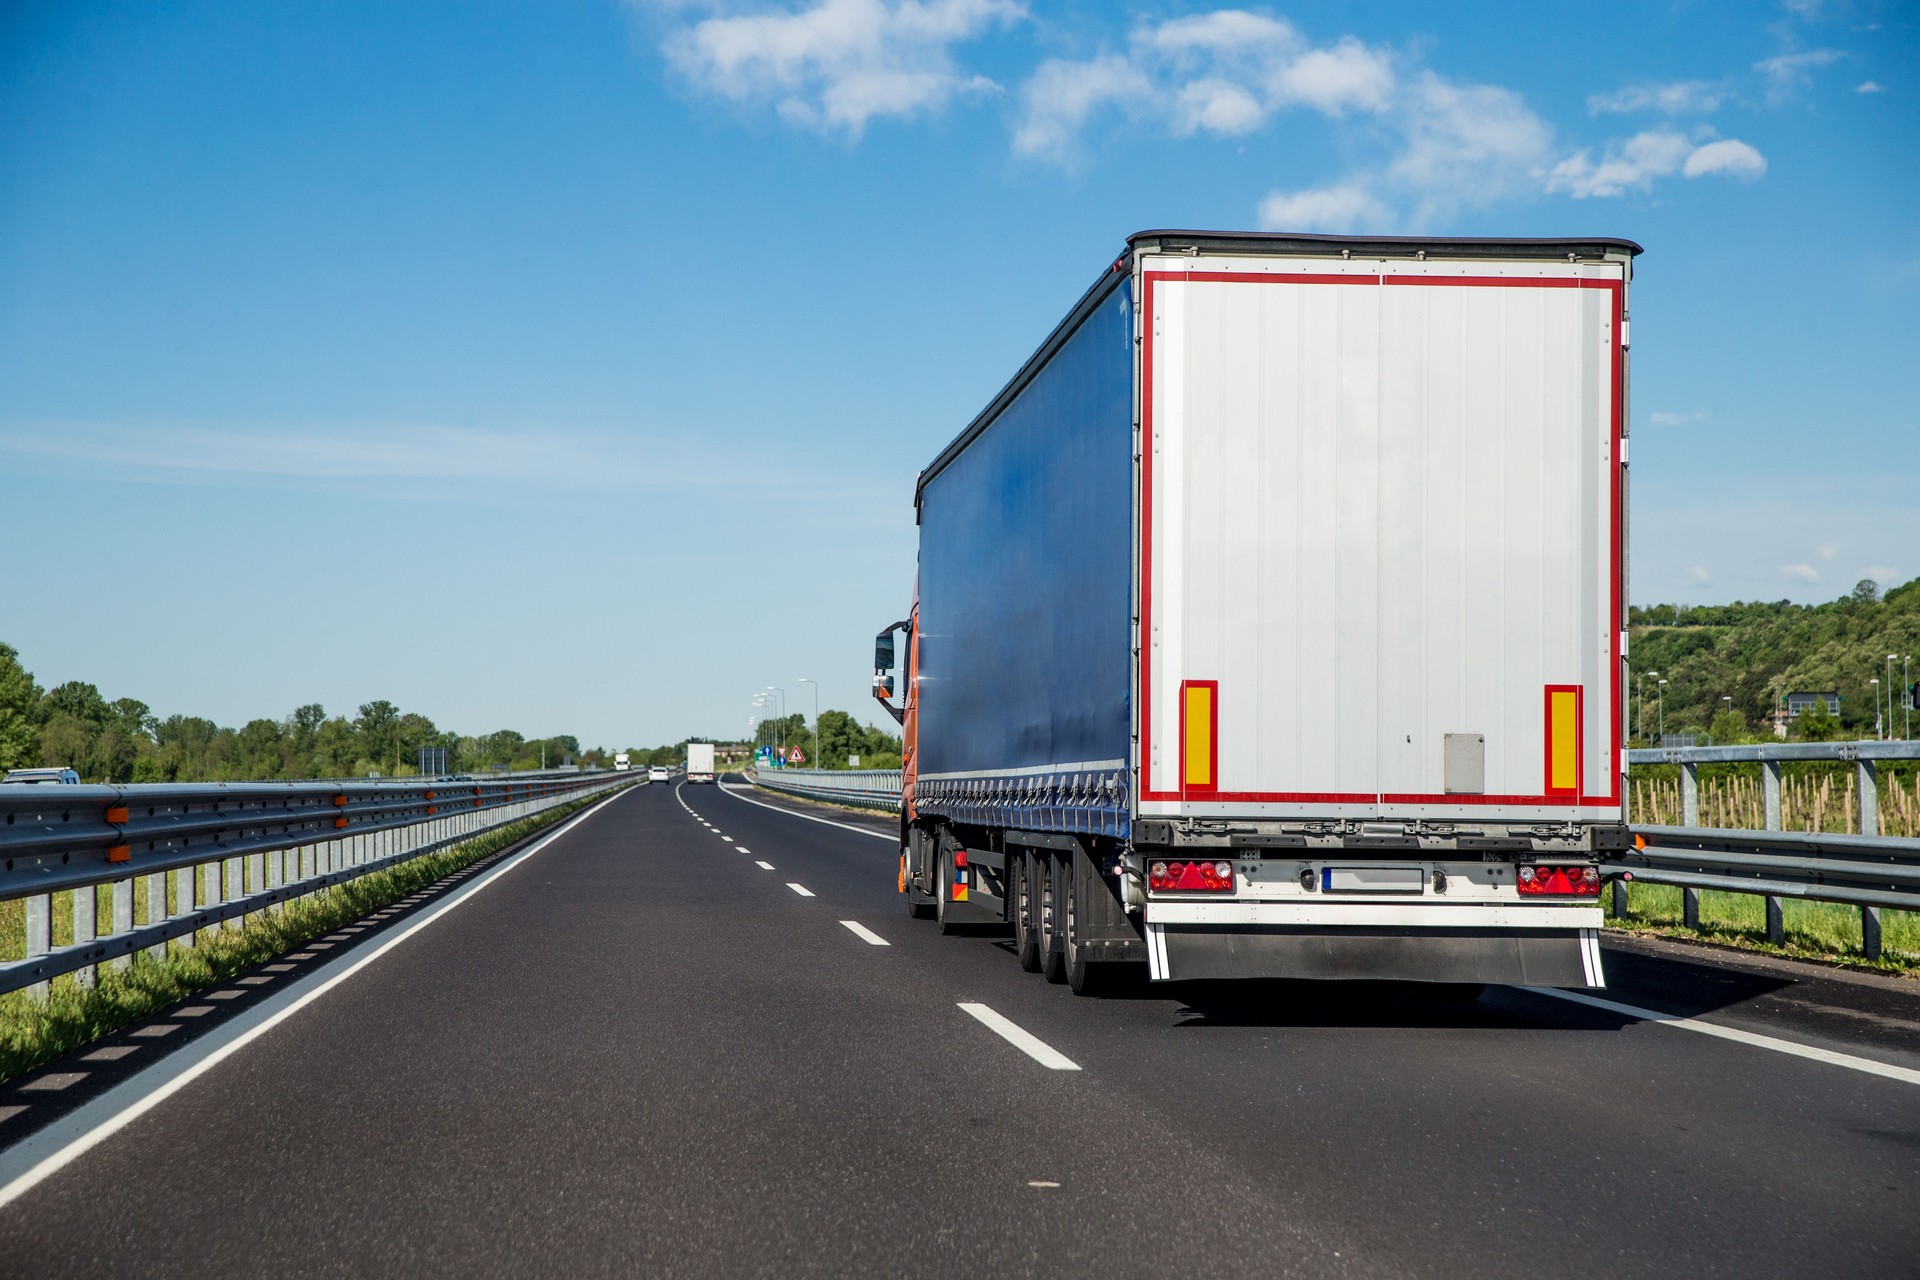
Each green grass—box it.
[0,796,597,1084]
[1606,880,1920,973]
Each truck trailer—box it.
[686,742,716,784]
[874,230,1636,995]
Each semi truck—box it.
[686,742,716,784]
[615,752,631,771]
[874,230,1636,995]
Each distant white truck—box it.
[686,743,716,784]
[614,752,631,771]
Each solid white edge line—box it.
[957,1003,1081,1071]
[787,883,815,897]
[0,785,634,1209]
[755,861,775,871]
[839,920,891,946]
[717,780,895,841]
[1533,988,1920,1087]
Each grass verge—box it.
[1606,880,1920,975]
[0,795,599,1084]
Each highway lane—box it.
[0,778,1914,1277]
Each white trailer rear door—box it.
[1137,255,1625,822]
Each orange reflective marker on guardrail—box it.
[105,806,129,825]
[107,845,131,863]
[334,817,350,829]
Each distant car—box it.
[451,773,474,782]
[648,765,669,782]
[2,767,81,785]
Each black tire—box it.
[906,828,935,920]
[1012,848,1040,972]
[936,842,964,936]
[1039,851,1068,984]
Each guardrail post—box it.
[71,886,97,988]
[1682,886,1701,930]
[111,878,133,972]
[1609,879,1628,917]
[173,868,194,949]
[1862,906,1883,961]
[1681,763,1699,827]
[1761,761,1784,939]
[146,871,166,959]
[1857,759,1878,838]
[24,893,50,1004]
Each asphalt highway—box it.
[0,778,1915,1278]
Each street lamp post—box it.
[1640,671,1660,745]
[1871,678,1882,740]
[765,686,786,763]
[1905,655,1913,740]
[1890,653,1901,740]
[798,678,819,769]
[1657,678,1668,746]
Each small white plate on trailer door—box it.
[1322,866,1426,894]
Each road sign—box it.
[787,748,805,764]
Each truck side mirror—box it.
[875,675,895,697]
[874,633,895,671]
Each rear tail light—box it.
[1517,864,1600,897]
[1147,859,1235,892]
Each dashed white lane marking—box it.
[1534,988,1920,1087]
[734,847,750,854]
[839,920,890,946]
[755,861,775,871]
[787,883,815,898]
[717,781,894,841]
[957,1003,1081,1071]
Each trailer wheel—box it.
[1039,851,1068,984]
[1012,848,1040,972]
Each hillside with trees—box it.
[1629,576,1920,744]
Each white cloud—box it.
[1818,541,1840,561]
[1174,77,1266,136]
[1012,13,1395,162]
[1856,80,1887,93]
[661,0,1023,138]
[1257,183,1392,232]
[1544,126,1693,198]
[1587,80,1725,115]
[1648,409,1709,426]
[1270,38,1395,115]
[1140,9,1295,57]
[1754,48,1844,101]
[1781,562,1822,582]
[1545,128,1766,197]
[1688,565,1712,585]
[1012,54,1153,158]
[1858,564,1901,584]
[1683,138,1767,179]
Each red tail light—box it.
[1517,864,1600,897]
[1148,860,1235,892]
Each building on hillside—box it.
[1774,691,1842,739]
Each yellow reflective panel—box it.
[1183,683,1214,788]
[1549,689,1579,792]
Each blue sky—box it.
[2,0,1915,749]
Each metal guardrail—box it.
[746,767,902,814]
[1627,738,1919,838]
[0,769,635,999]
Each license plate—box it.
[1322,865,1426,894]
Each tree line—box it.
[1628,576,1920,744]
[0,641,609,783]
